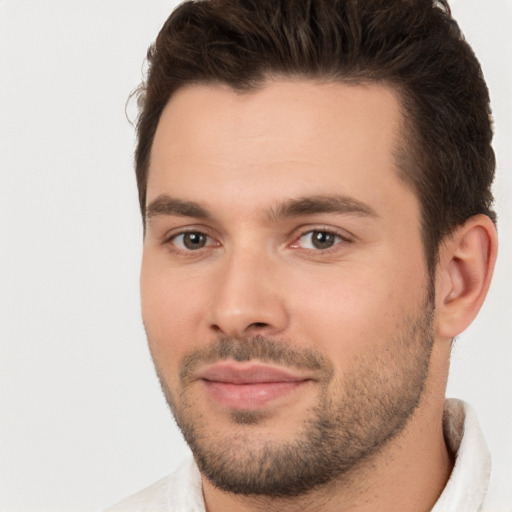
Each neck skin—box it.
[201,342,453,512]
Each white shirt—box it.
[104,399,510,512]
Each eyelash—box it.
[164,227,351,255]
[290,229,349,253]
[165,230,219,253]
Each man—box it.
[106,0,504,510]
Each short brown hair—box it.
[134,0,496,272]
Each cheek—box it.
[140,254,205,369]
[287,259,427,370]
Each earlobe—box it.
[436,215,498,339]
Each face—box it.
[141,80,435,497]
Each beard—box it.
[151,294,435,498]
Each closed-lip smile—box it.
[195,361,313,410]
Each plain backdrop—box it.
[1,1,511,511]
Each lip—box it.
[196,361,312,410]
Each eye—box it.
[171,231,215,251]
[296,230,344,250]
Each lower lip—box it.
[202,380,308,410]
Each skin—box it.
[140,80,497,512]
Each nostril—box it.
[249,322,269,329]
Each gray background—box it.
[1,1,511,510]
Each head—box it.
[136,0,498,502]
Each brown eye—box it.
[173,232,210,250]
[312,231,337,249]
[298,230,342,250]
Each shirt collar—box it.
[432,398,491,512]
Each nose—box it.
[207,248,289,338]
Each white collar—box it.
[432,398,491,512]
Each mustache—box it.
[179,335,333,384]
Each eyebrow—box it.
[145,193,378,222]
[267,195,378,221]
[146,195,211,220]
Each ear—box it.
[435,214,498,339]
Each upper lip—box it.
[196,361,312,384]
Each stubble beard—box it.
[151,295,435,498]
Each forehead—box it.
[148,80,416,222]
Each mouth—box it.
[196,361,313,410]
